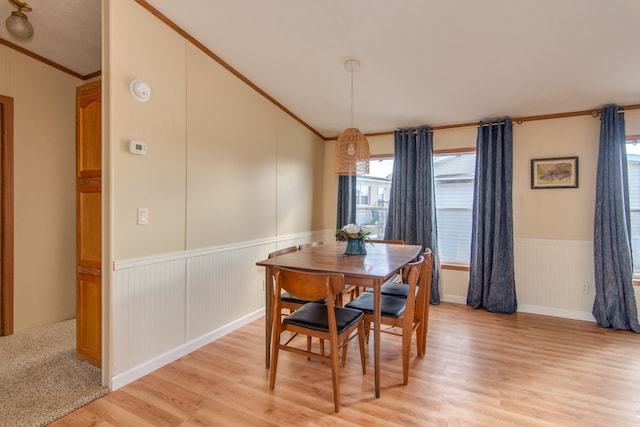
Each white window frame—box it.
[433,148,476,270]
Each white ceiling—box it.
[0,0,100,78]
[2,0,640,139]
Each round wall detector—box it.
[129,79,151,102]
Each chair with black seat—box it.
[359,239,405,297]
[369,249,433,355]
[299,241,356,305]
[345,256,424,385]
[269,246,328,354]
[268,246,323,313]
[269,267,367,413]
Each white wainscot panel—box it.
[113,259,187,376]
[514,238,595,321]
[110,231,334,389]
[188,244,268,340]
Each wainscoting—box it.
[110,235,597,390]
[514,238,595,320]
[441,238,596,322]
[110,231,331,390]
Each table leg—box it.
[373,278,381,398]
[264,266,273,369]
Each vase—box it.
[345,237,367,255]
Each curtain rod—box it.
[331,103,640,140]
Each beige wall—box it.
[104,0,326,384]
[513,116,599,240]
[108,0,187,260]
[108,0,325,258]
[0,45,82,333]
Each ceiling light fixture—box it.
[5,0,34,40]
[334,59,370,175]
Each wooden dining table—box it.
[256,241,422,398]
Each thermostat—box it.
[129,140,147,155]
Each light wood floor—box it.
[51,302,640,426]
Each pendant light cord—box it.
[350,67,354,128]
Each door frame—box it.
[0,95,14,336]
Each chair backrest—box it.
[268,246,298,258]
[299,241,324,250]
[421,248,434,306]
[401,256,423,328]
[370,239,405,244]
[273,267,344,304]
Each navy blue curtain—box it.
[593,105,640,332]
[467,118,517,314]
[385,126,440,304]
[336,175,356,230]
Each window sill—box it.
[441,263,470,272]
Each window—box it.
[433,151,476,265]
[626,137,640,278]
[356,157,393,239]
[355,152,476,263]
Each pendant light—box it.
[334,59,370,175]
[5,0,34,40]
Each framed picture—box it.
[531,156,578,189]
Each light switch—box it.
[137,208,148,225]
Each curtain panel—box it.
[593,104,640,332]
[336,175,356,230]
[385,126,440,304]
[467,118,517,314]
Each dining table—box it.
[256,241,423,398]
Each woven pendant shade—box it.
[334,59,370,176]
[334,127,370,175]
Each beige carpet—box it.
[0,319,109,427]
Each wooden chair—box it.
[298,240,324,250]
[268,246,323,313]
[345,256,425,385]
[369,249,433,354]
[299,241,356,305]
[359,239,405,297]
[270,267,367,413]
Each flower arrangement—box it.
[335,224,372,243]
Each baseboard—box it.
[111,308,265,390]
[441,295,466,304]
[441,295,595,322]
[517,304,595,322]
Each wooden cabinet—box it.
[76,80,101,367]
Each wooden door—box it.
[76,81,101,366]
[0,95,14,337]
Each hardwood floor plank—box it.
[51,302,640,426]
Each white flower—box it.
[342,224,360,234]
[336,224,371,241]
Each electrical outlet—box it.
[581,283,589,294]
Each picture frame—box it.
[531,156,578,189]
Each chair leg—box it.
[269,325,281,390]
[341,338,348,367]
[358,322,366,375]
[329,335,341,412]
[402,326,412,385]
[421,304,430,355]
[364,322,371,344]
[416,321,424,357]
